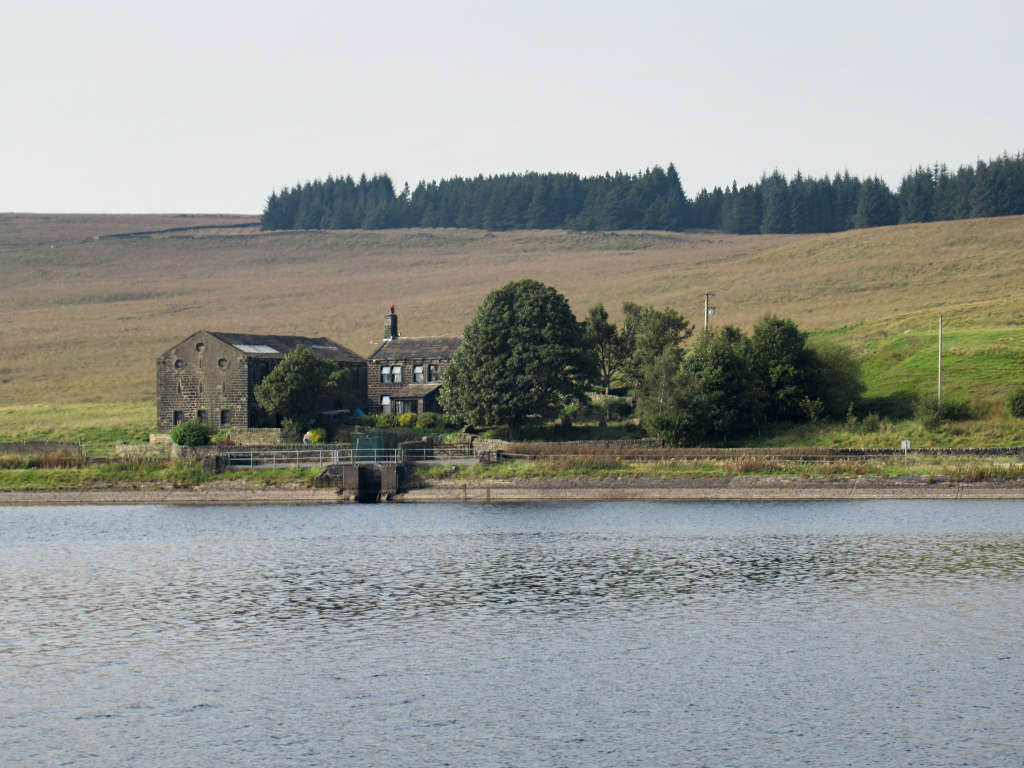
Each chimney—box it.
[386,305,398,339]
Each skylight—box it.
[233,344,279,354]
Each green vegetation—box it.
[254,346,354,434]
[263,153,1024,235]
[0,460,321,491]
[0,402,153,454]
[1008,387,1024,418]
[414,456,1024,482]
[170,418,211,446]
[441,279,590,440]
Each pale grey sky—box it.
[3,0,1021,214]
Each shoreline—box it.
[4,475,1024,505]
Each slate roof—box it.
[207,331,364,364]
[368,336,462,361]
[384,383,443,397]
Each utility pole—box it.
[938,314,943,407]
[703,292,715,331]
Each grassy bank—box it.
[0,402,154,454]
[414,455,1024,483]
[0,460,320,491]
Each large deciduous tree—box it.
[254,347,352,427]
[439,280,590,439]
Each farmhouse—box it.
[156,330,367,432]
[367,308,461,415]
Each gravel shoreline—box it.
[4,475,1024,505]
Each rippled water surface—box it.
[2,500,1023,767]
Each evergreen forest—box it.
[260,153,1024,235]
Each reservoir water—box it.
[2,500,1022,767]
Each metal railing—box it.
[224,444,474,469]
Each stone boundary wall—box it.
[0,442,83,457]
[228,428,282,446]
[116,443,171,458]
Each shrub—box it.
[280,418,304,444]
[307,427,328,443]
[210,428,232,445]
[860,413,883,433]
[170,419,212,447]
[398,413,418,428]
[1008,387,1024,418]
[915,395,972,427]
[416,411,442,429]
[376,413,399,428]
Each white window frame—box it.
[380,365,392,383]
[392,365,402,383]
[413,365,424,383]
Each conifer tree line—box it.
[260,153,1024,234]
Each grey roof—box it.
[369,335,461,362]
[383,383,443,397]
[207,331,364,364]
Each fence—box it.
[223,443,474,469]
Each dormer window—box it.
[413,365,424,383]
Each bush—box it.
[170,419,212,447]
[210,428,232,445]
[1008,387,1024,418]
[915,395,972,427]
[416,411,442,429]
[398,413,418,428]
[376,413,399,428]
[306,427,327,444]
[280,418,305,444]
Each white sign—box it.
[901,440,911,452]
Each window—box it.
[413,365,424,383]
[195,342,205,352]
[218,358,227,368]
[173,410,184,425]
[391,366,402,383]
[220,410,230,426]
[428,364,439,382]
[380,365,392,383]
[381,395,391,414]
[174,359,185,369]
[197,410,207,423]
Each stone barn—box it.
[156,330,366,432]
[367,308,461,415]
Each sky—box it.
[3,0,1023,214]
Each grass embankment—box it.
[0,460,320,491]
[415,456,1024,484]
[0,402,154,455]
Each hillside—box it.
[2,213,1024,413]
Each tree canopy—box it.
[262,152,1024,235]
[439,280,591,439]
[254,347,353,426]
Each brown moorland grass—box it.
[2,213,1024,414]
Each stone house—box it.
[156,330,366,432]
[367,309,461,415]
